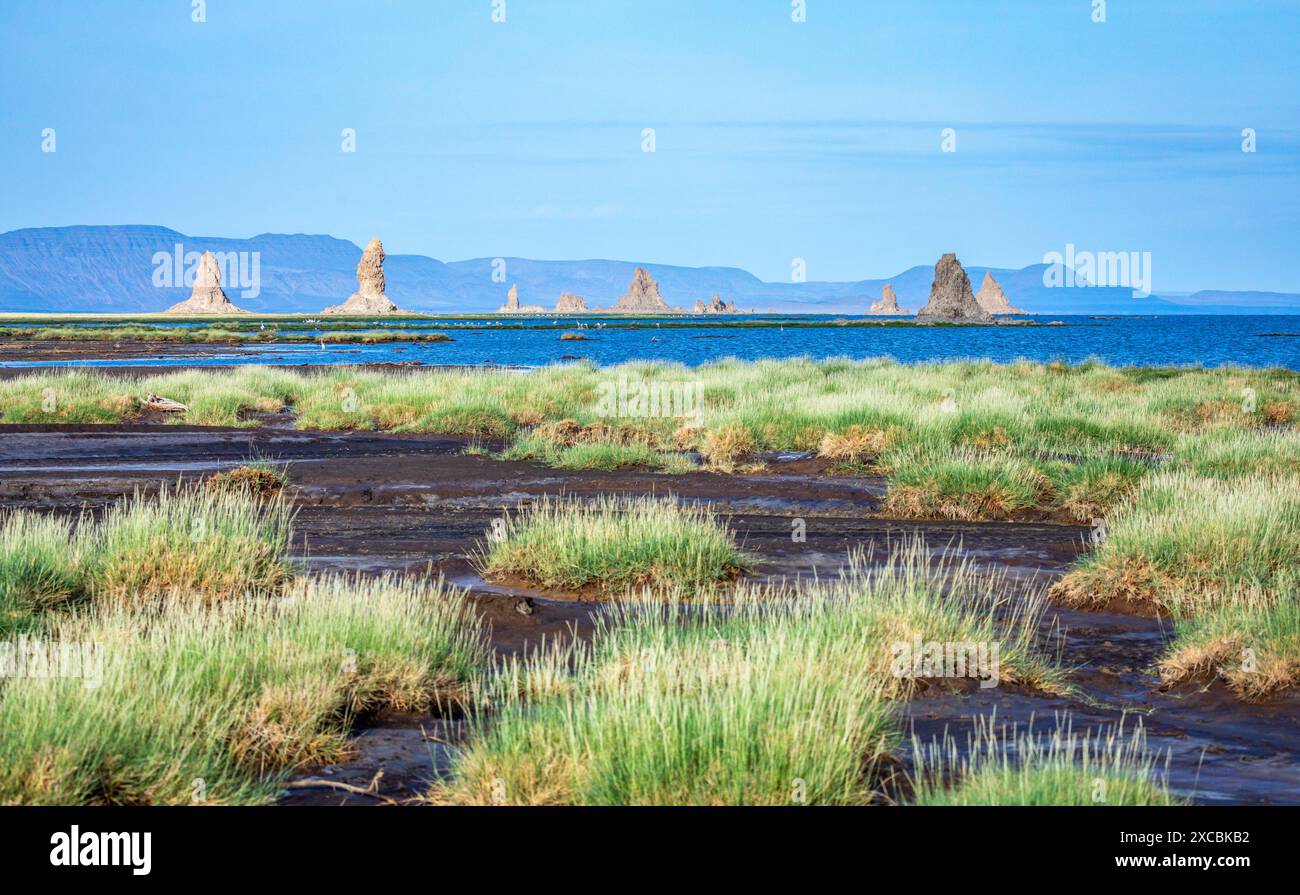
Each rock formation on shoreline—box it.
[555,292,587,312]
[974,272,1026,315]
[164,251,247,314]
[915,253,992,323]
[322,237,402,314]
[693,293,738,314]
[496,283,545,314]
[867,283,907,316]
[611,267,673,312]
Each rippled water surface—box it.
[7,315,1300,369]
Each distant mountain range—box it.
[1,225,1296,315]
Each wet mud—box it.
[2,423,1295,805]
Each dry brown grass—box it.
[206,465,286,498]
[961,426,1014,451]
[818,425,892,461]
[532,418,663,448]
[229,680,352,772]
[1060,470,1139,523]
[1159,634,1300,700]
[881,482,1023,521]
[1262,400,1296,424]
[510,407,545,427]
[1168,399,1281,431]
[1049,556,1180,613]
[371,403,420,429]
[701,422,755,470]
[100,394,138,416]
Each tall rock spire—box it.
[164,251,247,314]
[322,237,402,314]
[916,254,992,322]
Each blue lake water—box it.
[7,315,1300,370]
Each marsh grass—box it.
[475,496,752,594]
[909,714,1178,806]
[1051,471,1300,615]
[4,359,1298,697]
[2,361,1293,493]
[878,446,1051,520]
[91,486,296,608]
[499,433,693,471]
[1055,456,1148,523]
[0,574,489,805]
[1179,428,1300,478]
[435,544,1061,805]
[0,487,296,633]
[1159,587,1300,699]
[0,513,85,636]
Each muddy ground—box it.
[2,423,1296,806]
[0,339,262,365]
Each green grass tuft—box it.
[910,714,1178,806]
[476,496,752,594]
[0,574,488,805]
[436,543,1060,805]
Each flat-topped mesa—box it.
[867,283,907,316]
[164,251,247,314]
[611,267,673,312]
[974,272,1026,315]
[322,237,403,315]
[555,292,587,312]
[915,253,992,323]
[497,283,544,314]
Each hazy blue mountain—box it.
[0,225,1295,315]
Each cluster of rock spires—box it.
[916,253,992,322]
[866,262,1023,320]
[693,294,739,314]
[867,283,906,316]
[161,240,1018,320]
[164,251,248,314]
[493,267,746,315]
[612,267,672,312]
[323,237,403,315]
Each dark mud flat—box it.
[275,717,464,806]
[3,424,1297,805]
[0,339,254,365]
[904,604,1300,804]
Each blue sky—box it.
[1,0,1297,291]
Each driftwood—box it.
[142,393,188,413]
[283,770,398,805]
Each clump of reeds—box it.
[475,495,753,594]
